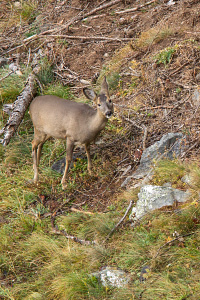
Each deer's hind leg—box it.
[85,143,92,175]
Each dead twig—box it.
[51,216,96,245]
[139,105,174,110]
[86,13,107,21]
[6,32,129,54]
[169,79,192,89]
[116,0,157,14]
[66,0,122,29]
[70,207,95,215]
[17,0,122,47]
[0,71,13,82]
[153,232,196,259]
[51,198,72,218]
[169,60,192,77]
[104,200,134,242]
[180,140,199,158]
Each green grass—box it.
[43,83,74,99]
[0,166,199,300]
[0,54,200,300]
[20,1,38,22]
[0,67,28,103]
[37,57,54,86]
[152,159,186,188]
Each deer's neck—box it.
[90,110,108,135]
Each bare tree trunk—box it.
[0,66,40,146]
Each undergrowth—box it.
[0,131,200,299]
[0,21,200,300]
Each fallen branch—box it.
[51,216,96,245]
[116,0,157,14]
[48,34,131,42]
[71,207,95,215]
[66,0,122,29]
[17,0,123,46]
[3,0,124,54]
[0,66,40,146]
[142,124,148,151]
[7,31,129,54]
[104,200,134,241]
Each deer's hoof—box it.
[61,181,67,190]
[88,169,92,175]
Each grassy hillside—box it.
[0,0,200,299]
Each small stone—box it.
[119,17,127,25]
[93,267,131,288]
[0,57,8,68]
[181,175,192,185]
[195,73,200,81]
[14,1,21,8]
[192,88,200,106]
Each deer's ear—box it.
[83,88,97,101]
[100,76,109,97]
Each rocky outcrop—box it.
[121,132,186,187]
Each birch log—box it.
[0,66,40,146]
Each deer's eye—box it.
[98,103,101,107]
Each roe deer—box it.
[29,77,113,189]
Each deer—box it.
[29,77,114,189]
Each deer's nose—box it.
[106,111,112,118]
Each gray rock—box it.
[52,157,66,174]
[140,265,151,282]
[0,57,8,68]
[162,182,172,187]
[51,150,94,174]
[93,267,131,288]
[130,185,190,220]
[192,88,200,106]
[167,0,176,5]
[181,174,192,185]
[133,132,185,179]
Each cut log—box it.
[0,66,40,146]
